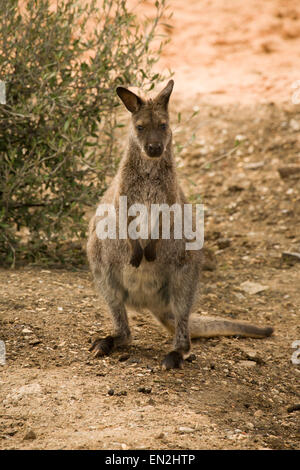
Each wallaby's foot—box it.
[89,335,115,357]
[89,332,131,357]
[129,242,143,268]
[161,351,184,370]
[144,240,157,262]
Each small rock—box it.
[240,281,268,295]
[282,252,300,264]
[128,358,141,364]
[235,134,247,142]
[245,351,264,365]
[13,383,42,397]
[107,389,115,396]
[287,404,300,413]
[186,354,197,363]
[23,430,37,440]
[278,166,300,179]
[119,354,130,362]
[178,426,194,434]
[22,328,32,334]
[234,292,246,301]
[138,387,152,394]
[241,348,260,360]
[29,338,41,346]
[239,360,257,368]
[217,238,231,249]
[289,119,300,131]
[244,161,265,170]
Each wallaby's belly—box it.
[122,262,169,309]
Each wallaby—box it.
[87,80,273,370]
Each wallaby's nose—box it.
[146,143,163,158]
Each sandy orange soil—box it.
[129,0,300,104]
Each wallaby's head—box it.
[116,80,174,159]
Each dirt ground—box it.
[1,0,300,451]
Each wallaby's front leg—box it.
[90,301,131,357]
[128,239,143,268]
[144,239,159,262]
[127,213,143,267]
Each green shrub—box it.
[0,0,168,266]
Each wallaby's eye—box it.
[159,123,167,130]
[136,125,144,132]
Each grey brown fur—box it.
[87,80,273,370]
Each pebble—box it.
[234,292,246,301]
[118,354,130,362]
[186,354,197,363]
[217,238,231,249]
[244,161,265,170]
[138,387,152,394]
[240,281,268,295]
[239,360,257,368]
[23,430,37,440]
[22,328,32,334]
[178,426,194,434]
[289,119,300,131]
[13,383,42,398]
[29,338,41,346]
[282,252,300,264]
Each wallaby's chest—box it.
[120,166,175,206]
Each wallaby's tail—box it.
[189,314,273,339]
[157,312,273,339]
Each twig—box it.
[287,404,300,413]
[200,145,239,170]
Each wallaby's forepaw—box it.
[144,242,157,262]
[129,244,143,268]
[89,335,114,357]
[161,351,184,370]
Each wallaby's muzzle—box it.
[145,142,163,158]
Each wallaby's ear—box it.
[154,80,174,109]
[116,87,144,113]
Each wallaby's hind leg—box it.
[158,267,198,370]
[152,299,195,369]
[90,270,131,357]
[161,304,191,370]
